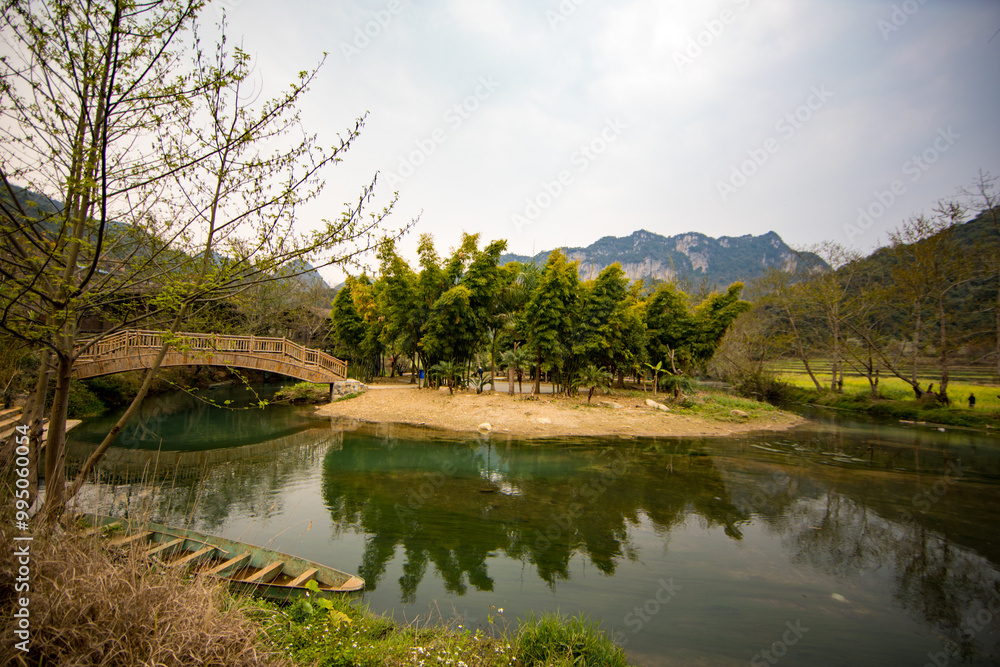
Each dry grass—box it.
[0,521,288,667]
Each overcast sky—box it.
[216,0,1000,281]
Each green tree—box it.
[330,278,369,369]
[660,372,696,401]
[575,264,629,371]
[689,282,752,367]
[645,283,696,370]
[887,203,969,403]
[463,239,509,387]
[616,285,649,388]
[421,285,479,368]
[429,359,461,394]
[524,250,579,394]
[413,235,447,384]
[376,240,420,379]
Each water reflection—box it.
[319,425,1000,661]
[71,428,340,533]
[68,383,325,450]
[73,403,1000,665]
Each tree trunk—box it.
[490,336,497,393]
[867,345,878,397]
[784,305,822,391]
[40,352,74,518]
[912,306,922,389]
[533,349,541,395]
[64,333,181,506]
[996,282,1000,382]
[23,349,52,510]
[508,365,515,395]
[938,292,950,403]
[830,317,841,393]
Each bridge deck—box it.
[73,330,347,384]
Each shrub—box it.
[731,370,793,404]
[67,380,105,418]
[84,373,144,409]
[275,382,327,403]
[515,612,629,667]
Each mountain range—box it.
[501,229,826,286]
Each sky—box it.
[215,0,999,281]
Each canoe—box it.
[82,514,364,601]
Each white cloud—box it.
[211,0,1000,279]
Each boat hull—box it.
[83,514,364,600]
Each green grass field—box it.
[767,360,1000,417]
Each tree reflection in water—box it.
[321,426,1000,661]
[320,433,750,598]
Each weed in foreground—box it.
[0,523,286,667]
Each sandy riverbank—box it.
[314,382,806,438]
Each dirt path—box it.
[315,383,805,438]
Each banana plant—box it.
[644,361,664,396]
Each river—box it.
[66,386,1000,666]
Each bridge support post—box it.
[329,383,335,402]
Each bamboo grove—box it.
[328,233,751,396]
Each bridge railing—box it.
[76,329,348,379]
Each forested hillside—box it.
[714,193,1000,405]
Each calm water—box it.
[67,389,1000,666]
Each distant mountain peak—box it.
[500,229,824,286]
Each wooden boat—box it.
[82,514,364,601]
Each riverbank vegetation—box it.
[706,177,1000,425]
[0,520,630,667]
[768,363,1000,428]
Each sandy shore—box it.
[314,382,805,438]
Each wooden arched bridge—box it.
[73,330,348,384]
